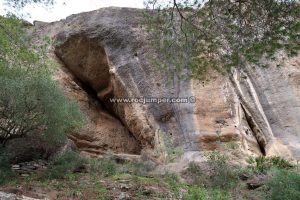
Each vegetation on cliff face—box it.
[144,0,300,78]
[0,14,86,188]
[0,16,85,147]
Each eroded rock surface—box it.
[54,65,141,155]
[33,7,300,160]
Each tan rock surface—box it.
[33,7,300,160]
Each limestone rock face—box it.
[33,7,300,160]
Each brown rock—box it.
[246,174,270,190]
[32,7,300,160]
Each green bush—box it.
[43,151,86,179]
[269,157,293,169]
[0,15,86,147]
[186,153,239,189]
[165,173,183,199]
[3,137,60,164]
[0,67,86,147]
[183,184,231,200]
[207,151,239,189]
[89,157,117,177]
[124,161,156,176]
[0,151,16,185]
[247,156,293,173]
[187,162,202,175]
[157,131,183,163]
[184,186,207,200]
[187,162,207,186]
[210,189,231,200]
[247,156,272,173]
[267,169,300,200]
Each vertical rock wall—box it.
[33,7,300,160]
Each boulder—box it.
[246,174,270,190]
[0,192,47,200]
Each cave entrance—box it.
[54,35,142,155]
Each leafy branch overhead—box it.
[144,0,300,78]
[2,0,54,9]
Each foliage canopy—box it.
[144,0,300,79]
[2,0,54,9]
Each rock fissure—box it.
[54,35,143,155]
[229,69,274,156]
[240,103,266,155]
[76,79,119,120]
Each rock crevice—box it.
[54,34,155,155]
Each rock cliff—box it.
[32,7,300,160]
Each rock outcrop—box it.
[11,160,48,176]
[0,192,46,200]
[32,7,300,160]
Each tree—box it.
[2,0,54,9]
[144,0,300,79]
[0,15,86,147]
[1,0,55,20]
[0,67,85,147]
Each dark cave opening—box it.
[54,35,142,154]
